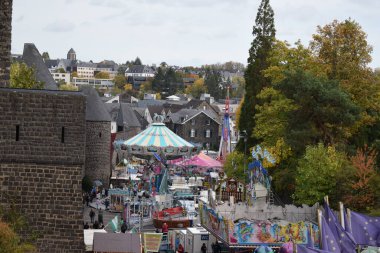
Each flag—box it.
[321,215,341,252]
[108,215,118,232]
[350,211,380,247]
[323,203,356,252]
[297,245,332,253]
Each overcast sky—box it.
[11,0,380,67]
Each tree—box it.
[0,220,36,253]
[10,62,44,89]
[293,143,347,205]
[185,78,206,98]
[310,19,380,131]
[204,68,224,100]
[134,57,142,65]
[344,146,379,211]
[113,74,126,89]
[223,151,252,182]
[124,83,132,92]
[277,71,360,153]
[117,64,127,75]
[152,67,165,92]
[238,0,276,150]
[41,52,50,61]
[231,76,245,98]
[59,84,77,91]
[253,87,297,162]
[57,68,66,73]
[95,71,110,79]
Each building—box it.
[77,61,97,78]
[125,64,155,78]
[125,65,155,89]
[167,108,221,150]
[51,71,71,84]
[67,47,76,61]
[73,77,114,88]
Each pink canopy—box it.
[169,152,222,168]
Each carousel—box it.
[113,115,200,229]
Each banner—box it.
[199,203,319,246]
[144,233,163,253]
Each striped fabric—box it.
[124,123,194,148]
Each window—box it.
[190,129,195,138]
[206,119,211,125]
[191,119,195,125]
[206,129,211,138]
[61,127,65,143]
[15,125,20,141]
[99,132,102,138]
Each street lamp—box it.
[240,130,247,183]
[206,143,210,155]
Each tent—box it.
[114,115,195,157]
[170,152,223,168]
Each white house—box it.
[125,65,155,78]
[51,72,70,84]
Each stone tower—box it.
[67,48,76,61]
[0,0,13,88]
[82,86,111,187]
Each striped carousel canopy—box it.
[119,115,195,156]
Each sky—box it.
[11,0,380,67]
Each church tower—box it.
[67,48,76,60]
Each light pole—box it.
[206,143,210,155]
[240,130,247,183]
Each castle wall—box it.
[0,88,86,253]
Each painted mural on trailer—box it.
[200,202,319,246]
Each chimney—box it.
[0,0,13,88]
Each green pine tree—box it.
[237,0,276,150]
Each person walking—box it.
[201,243,207,253]
[85,194,90,207]
[89,209,95,223]
[98,210,103,224]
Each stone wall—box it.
[85,121,111,187]
[0,0,13,88]
[0,89,86,164]
[0,88,86,253]
[0,163,84,253]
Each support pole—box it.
[339,202,345,229]
[317,209,323,250]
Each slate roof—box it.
[81,86,112,122]
[68,48,76,54]
[104,103,120,122]
[133,110,149,129]
[44,59,59,69]
[169,108,199,123]
[147,105,165,117]
[186,99,204,109]
[135,99,165,108]
[169,108,221,125]
[77,61,97,68]
[126,65,154,74]
[22,43,58,90]
[118,103,141,128]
